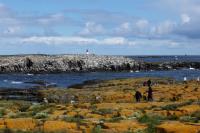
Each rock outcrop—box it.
[0,54,141,73]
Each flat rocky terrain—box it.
[0,77,199,133]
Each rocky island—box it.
[0,54,200,73]
[0,54,141,73]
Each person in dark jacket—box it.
[135,91,142,102]
[143,81,147,86]
[147,86,153,101]
[147,79,151,87]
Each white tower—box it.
[86,49,89,55]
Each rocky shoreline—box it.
[0,54,199,73]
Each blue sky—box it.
[0,0,200,55]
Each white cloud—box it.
[102,37,135,45]
[16,36,183,48]
[120,22,130,30]
[20,36,136,46]
[0,3,11,17]
[79,21,105,36]
[115,19,176,37]
[155,21,176,35]
[37,13,65,25]
[3,26,21,35]
[149,0,200,39]
[136,20,149,30]
[21,36,98,45]
[114,19,149,36]
[181,14,191,24]
[115,22,131,35]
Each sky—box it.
[0,0,200,55]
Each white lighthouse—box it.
[86,49,89,55]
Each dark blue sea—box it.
[0,55,199,89]
[0,69,200,89]
[128,55,200,63]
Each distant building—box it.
[184,77,187,81]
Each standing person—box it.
[147,87,153,101]
[147,79,151,87]
[135,91,142,102]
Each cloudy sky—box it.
[0,0,200,55]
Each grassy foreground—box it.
[0,77,200,133]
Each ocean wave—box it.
[27,73,34,76]
[3,80,8,82]
[11,81,23,84]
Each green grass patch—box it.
[161,100,194,111]
[107,116,124,122]
[63,114,85,123]
[29,104,52,116]
[138,114,164,133]
[18,103,31,112]
[92,108,114,115]
[91,125,101,133]
[34,112,48,119]
[179,116,199,123]
[191,110,200,119]
[0,108,6,118]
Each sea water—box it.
[0,69,199,89]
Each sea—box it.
[127,55,200,63]
[0,55,200,89]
